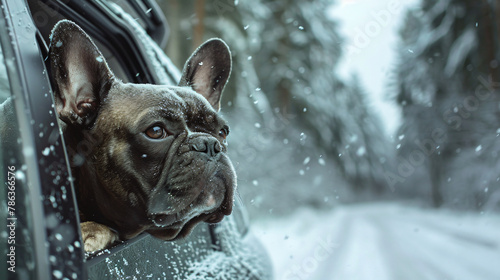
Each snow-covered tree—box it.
[394,0,500,209]
[245,0,390,193]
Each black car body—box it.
[0,0,272,279]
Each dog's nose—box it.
[191,137,221,157]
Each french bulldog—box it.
[48,20,236,252]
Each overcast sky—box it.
[329,0,420,137]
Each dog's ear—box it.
[49,20,114,127]
[179,39,232,112]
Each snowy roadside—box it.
[252,202,500,280]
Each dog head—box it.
[49,20,235,240]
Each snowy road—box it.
[253,203,500,280]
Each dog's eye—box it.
[219,126,229,140]
[145,125,167,139]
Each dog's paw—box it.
[80,221,119,252]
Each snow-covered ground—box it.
[253,203,500,280]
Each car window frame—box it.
[1,0,85,279]
[37,0,165,84]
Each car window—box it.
[99,1,181,85]
[0,36,38,280]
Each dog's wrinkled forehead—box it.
[103,83,221,128]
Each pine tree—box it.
[251,0,390,192]
[395,0,500,209]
